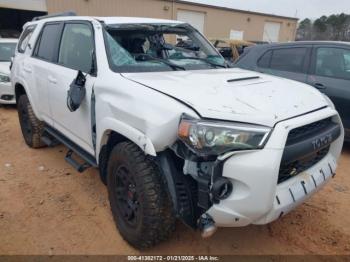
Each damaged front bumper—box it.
[205,107,344,227]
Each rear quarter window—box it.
[257,50,272,68]
[18,25,37,53]
[34,23,62,62]
[269,47,307,73]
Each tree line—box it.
[296,13,350,41]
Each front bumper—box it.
[207,107,344,227]
[0,81,16,104]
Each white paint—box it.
[177,10,205,33]
[263,21,281,42]
[230,30,244,40]
[11,16,344,232]
[0,0,47,12]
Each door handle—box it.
[314,83,326,89]
[23,67,32,73]
[48,76,57,84]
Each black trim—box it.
[91,87,97,151]
[227,76,260,82]
[289,188,296,202]
[311,175,317,187]
[44,125,97,167]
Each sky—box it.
[183,0,350,20]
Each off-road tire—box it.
[17,95,46,148]
[107,142,175,249]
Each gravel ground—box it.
[0,105,349,255]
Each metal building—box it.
[46,0,298,42]
[0,0,298,42]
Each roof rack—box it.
[32,11,77,21]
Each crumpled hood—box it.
[122,68,328,127]
[0,62,10,75]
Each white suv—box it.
[11,13,344,249]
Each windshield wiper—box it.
[177,57,229,68]
[135,54,186,71]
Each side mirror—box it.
[67,70,86,112]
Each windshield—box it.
[104,23,227,73]
[0,43,16,62]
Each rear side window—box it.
[18,25,36,53]
[270,48,307,73]
[58,23,95,73]
[257,50,272,68]
[315,47,350,80]
[34,23,62,62]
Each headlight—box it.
[0,72,10,83]
[178,115,271,156]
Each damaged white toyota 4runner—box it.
[11,13,344,249]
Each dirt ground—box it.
[0,105,349,255]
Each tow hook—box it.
[198,213,217,238]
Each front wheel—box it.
[107,142,175,249]
[17,94,46,148]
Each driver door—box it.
[47,22,96,155]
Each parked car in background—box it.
[0,38,17,104]
[235,41,350,141]
[210,39,255,63]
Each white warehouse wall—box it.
[0,0,47,12]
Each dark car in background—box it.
[235,41,350,141]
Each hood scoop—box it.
[227,76,260,83]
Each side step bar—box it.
[43,126,97,172]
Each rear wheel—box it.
[107,142,175,249]
[17,95,46,148]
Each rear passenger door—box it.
[307,46,350,131]
[30,22,63,125]
[256,46,311,83]
[47,22,97,155]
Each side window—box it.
[58,23,94,73]
[257,50,272,68]
[34,23,62,62]
[315,47,350,80]
[18,25,36,53]
[270,48,307,73]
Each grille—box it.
[286,118,332,146]
[278,117,335,184]
[278,146,329,183]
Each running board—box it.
[65,150,91,173]
[43,126,97,172]
[41,135,60,147]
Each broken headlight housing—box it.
[178,116,271,156]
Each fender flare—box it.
[96,117,157,160]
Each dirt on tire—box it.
[0,106,350,255]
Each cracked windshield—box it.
[105,23,228,72]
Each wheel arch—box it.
[14,82,27,102]
[97,117,157,162]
